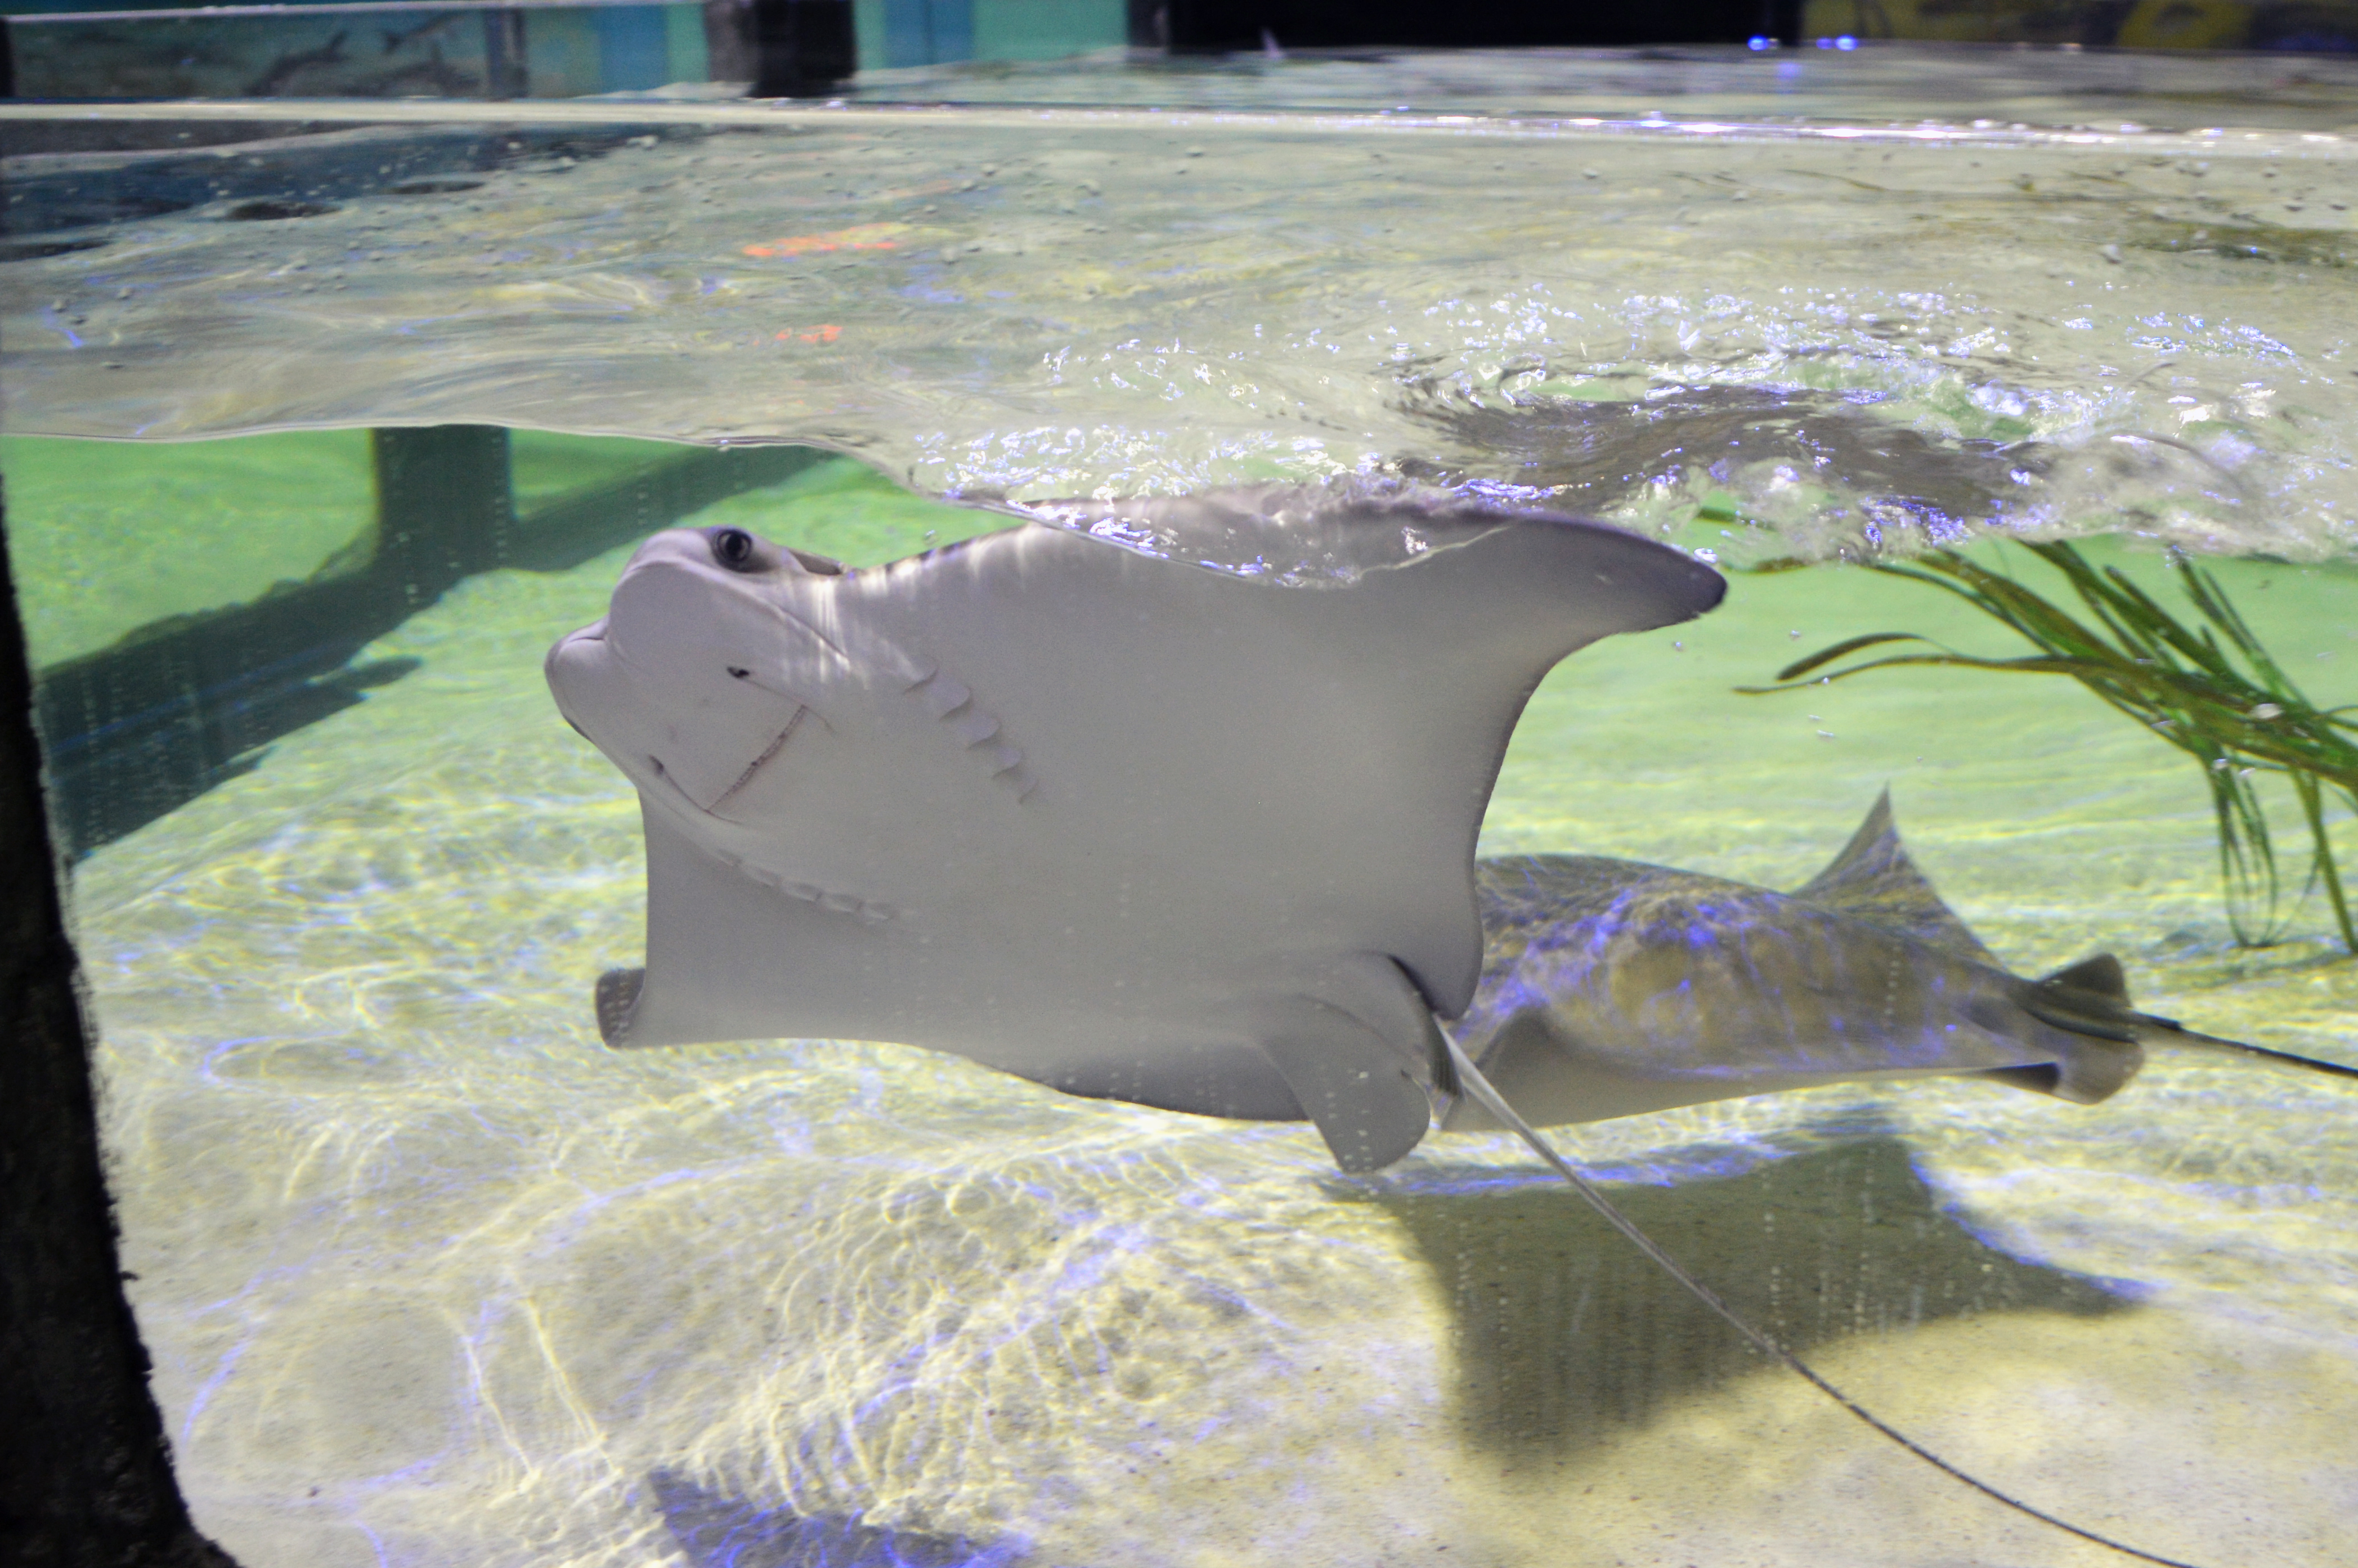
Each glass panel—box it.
[7,3,718,101]
[2,50,2353,1568]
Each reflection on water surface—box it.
[6,47,2357,561]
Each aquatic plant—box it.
[1750,541,2358,953]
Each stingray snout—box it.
[604,543,848,682]
[548,621,808,815]
[544,619,609,728]
[547,616,607,658]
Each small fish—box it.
[380,14,461,53]
[1446,790,2355,1133]
[741,223,906,259]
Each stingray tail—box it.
[2020,951,2358,1085]
[2134,1017,2358,1083]
[1437,1024,2213,1568]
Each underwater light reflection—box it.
[13,52,2358,1568]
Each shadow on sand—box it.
[1374,1135,2132,1456]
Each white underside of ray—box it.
[546,491,1725,1171]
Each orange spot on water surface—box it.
[742,222,906,259]
[775,324,843,343]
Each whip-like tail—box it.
[1439,1021,2249,1568]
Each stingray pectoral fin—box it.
[603,798,908,1050]
[1437,1012,1765,1129]
[1255,999,1433,1173]
[1442,1013,1611,1130]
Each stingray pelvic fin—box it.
[2042,952,2129,1000]
[1256,998,1433,1173]
[1791,789,1996,964]
[2019,952,2141,1045]
[2020,950,2358,1090]
[1994,951,2145,1103]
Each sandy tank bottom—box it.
[59,500,2358,1568]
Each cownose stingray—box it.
[546,486,2342,1175]
[546,487,1725,1172]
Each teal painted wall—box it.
[5,0,1122,94]
[856,0,1128,69]
[974,0,1127,60]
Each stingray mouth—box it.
[633,706,812,823]
[702,709,806,817]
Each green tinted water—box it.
[0,436,999,665]
[14,429,2353,1568]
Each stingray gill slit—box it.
[909,667,1034,795]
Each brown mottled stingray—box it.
[1447,789,2352,1133]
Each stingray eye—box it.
[712,528,760,571]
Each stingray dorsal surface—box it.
[1797,797,2145,1104]
[1452,793,2151,1132]
[545,488,1724,1171]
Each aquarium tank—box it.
[2,25,2356,1568]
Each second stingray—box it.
[1447,790,2353,1132]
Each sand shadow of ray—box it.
[1375,1136,2133,1457]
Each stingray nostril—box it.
[727,666,751,679]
